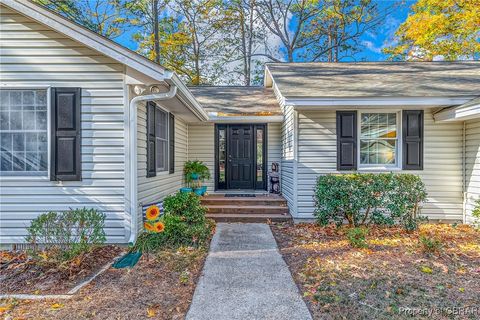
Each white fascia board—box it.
[1,0,167,83]
[207,115,284,123]
[264,66,273,88]
[434,104,480,122]
[166,74,209,122]
[286,96,475,107]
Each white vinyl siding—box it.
[267,122,282,171]
[273,78,297,215]
[281,105,296,215]
[0,5,127,244]
[188,124,215,191]
[137,102,188,232]
[465,119,480,224]
[294,109,464,221]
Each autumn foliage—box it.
[384,0,480,60]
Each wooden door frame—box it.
[214,123,267,191]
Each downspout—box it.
[127,85,178,244]
[462,121,466,224]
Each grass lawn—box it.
[271,223,480,320]
[0,247,208,319]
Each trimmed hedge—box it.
[314,173,427,230]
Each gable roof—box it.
[1,0,208,121]
[265,62,480,98]
[188,86,281,116]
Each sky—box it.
[357,0,417,61]
[114,0,417,63]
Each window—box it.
[256,127,263,182]
[155,107,168,172]
[359,112,399,167]
[218,127,226,184]
[0,89,48,175]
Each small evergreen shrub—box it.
[26,208,106,261]
[134,192,214,252]
[314,173,427,231]
[346,227,369,248]
[472,198,480,229]
[419,235,443,254]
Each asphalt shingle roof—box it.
[188,86,281,115]
[266,62,480,98]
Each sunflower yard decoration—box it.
[143,203,165,233]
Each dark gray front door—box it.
[228,124,254,189]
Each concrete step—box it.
[206,205,289,215]
[206,213,292,223]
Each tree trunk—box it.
[153,0,160,64]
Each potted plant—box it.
[182,160,210,195]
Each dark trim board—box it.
[214,124,267,191]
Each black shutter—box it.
[169,113,175,174]
[402,110,424,170]
[50,88,81,181]
[336,111,357,170]
[146,101,156,177]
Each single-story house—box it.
[1,0,479,246]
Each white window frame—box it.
[0,85,51,179]
[154,104,169,174]
[357,110,402,171]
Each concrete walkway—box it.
[186,223,312,320]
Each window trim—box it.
[357,110,402,171]
[0,86,51,179]
[153,103,169,174]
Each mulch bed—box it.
[271,223,480,320]
[0,247,209,319]
[0,245,123,295]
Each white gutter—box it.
[208,115,284,123]
[127,86,178,244]
[287,96,475,107]
[166,73,209,121]
[433,103,480,122]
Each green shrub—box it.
[314,173,427,230]
[26,208,106,261]
[472,198,480,229]
[184,160,211,187]
[419,235,443,254]
[134,192,214,252]
[346,227,369,248]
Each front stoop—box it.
[201,194,292,223]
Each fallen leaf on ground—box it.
[50,303,64,310]
[0,306,11,313]
[420,266,433,274]
[147,307,156,318]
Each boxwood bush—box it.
[314,173,427,231]
[26,208,106,262]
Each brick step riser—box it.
[201,200,288,207]
[206,215,291,223]
[206,208,289,215]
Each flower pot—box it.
[193,187,206,196]
[190,173,199,180]
[180,187,193,193]
[199,186,207,195]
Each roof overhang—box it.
[434,97,480,122]
[287,96,475,108]
[207,115,284,123]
